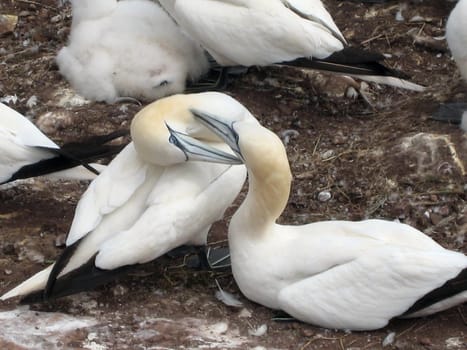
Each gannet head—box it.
[131,92,245,166]
[166,96,291,182]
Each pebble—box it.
[382,332,396,347]
[419,337,433,346]
[318,191,332,202]
[112,284,128,297]
[55,234,67,247]
[320,150,335,160]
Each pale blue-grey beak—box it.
[189,108,242,159]
[166,122,242,165]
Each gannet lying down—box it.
[56,0,209,103]
[432,0,467,131]
[0,93,246,302]
[167,92,467,331]
[159,0,424,91]
[0,102,125,184]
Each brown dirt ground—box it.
[0,0,466,349]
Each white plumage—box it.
[0,93,246,301]
[446,0,467,82]
[159,0,344,66]
[56,0,209,103]
[158,0,424,91]
[0,102,104,183]
[168,92,467,331]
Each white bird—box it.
[433,0,467,130]
[0,102,125,184]
[166,92,467,331]
[158,0,424,91]
[0,93,246,302]
[56,0,209,103]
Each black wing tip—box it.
[432,103,467,124]
[403,267,467,315]
[282,47,410,80]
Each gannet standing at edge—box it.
[167,93,467,331]
[0,93,246,302]
[433,0,467,130]
[56,0,209,103]
[158,0,424,91]
[0,102,126,184]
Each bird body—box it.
[446,0,467,82]
[159,0,424,91]
[432,0,467,128]
[0,102,120,183]
[56,0,209,103]
[166,92,467,331]
[0,93,246,301]
[159,0,344,66]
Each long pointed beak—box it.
[189,108,242,158]
[166,122,242,165]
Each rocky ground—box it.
[0,0,466,349]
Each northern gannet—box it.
[433,0,467,130]
[167,93,467,331]
[158,0,424,91]
[56,0,209,103]
[0,102,125,184]
[0,93,246,302]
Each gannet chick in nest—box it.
[56,0,209,103]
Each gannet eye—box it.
[154,80,169,88]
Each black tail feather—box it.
[281,47,408,79]
[21,251,132,304]
[403,268,467,315]
[432,103,467,124]
[5,129,129,183]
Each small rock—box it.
[112,284,128,297]
[419,337,433,346]
[301,328,314,337]
[0,14,18,35]
[238,308,252,318]
[248,324,267,337]
[4,269,12,275]
[430,213,442,226]
[382,332,396,347]
[55,234,67,247]
[50,14,61,23]
[320,150,335,160]
[318,191,332,202]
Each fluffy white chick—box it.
[56,0,209,103]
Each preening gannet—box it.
[433,0,467,130]
[56,0,209,103]
[167,93,467,331]
[158,0,424,91]
[0,102,125,184]
[0,93,246,302]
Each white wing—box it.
[0,103,58,182]
[94,162,246,269]
[278,246,467,330]
[0,103,58,149]
[163,0,343,66]
[66,143,149,245]
[281,0,346,44]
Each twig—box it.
[457,306,467,326]
[361,34,384,45]
[312,135,321,157]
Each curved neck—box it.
[233,163,291,234]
